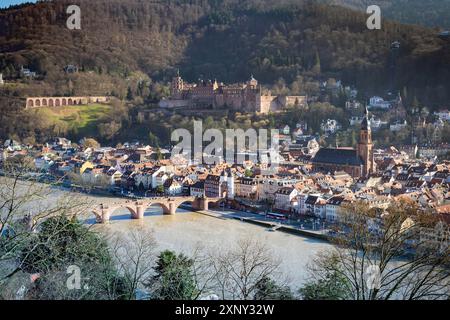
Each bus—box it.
[266,212,287,221]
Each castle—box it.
[159,72,307,114]
[312,107,376,178]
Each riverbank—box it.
[2,173,331,244]
[180,205,330,242]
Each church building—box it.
[311,107,376,178]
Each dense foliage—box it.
[0,0,449,146]
[147,250,198,300]
[19,215,128,299]
[20,215,109,274]
[254,276,293,300]
[0,0,448,103]
[326,0,450,29]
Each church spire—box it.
[358,106,374,177]
[361,106,370,131]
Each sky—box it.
[0,0,36,9]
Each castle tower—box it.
[357,107,375,177]
[247,74,258,89]
[170,69,183,98]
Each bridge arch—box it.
[48,99,54,107]
[91,204,139,223]
[175,199,196,207]
[109,205,138,220]
[27,99,34,107]
[42,99,47,106]
[144,201,172,215]
[172,198,199,212]
[55,98,61,107]
[208,198,226,208]
[91,209,103,223]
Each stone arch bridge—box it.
[91,196,223,224]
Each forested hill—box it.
[0,0,449,107]
[325,0,450,29]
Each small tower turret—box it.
[247,74,258,89]
[357,106,375,177]
[170,69,184,98]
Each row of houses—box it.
[1,136,449,226]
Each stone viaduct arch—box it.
[25,96,110,109]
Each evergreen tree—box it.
[298,255,350,300]
[19,215,128,300]
[148,132,160,148]
[254,276,293,300]
[148,250,198,300]
[311,50,321,75]
[126,86,134,101]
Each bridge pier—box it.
[192,198,208,211]
[133,203,145,219]
[202,199,209,211]
[162,202,177,215]
[97,206,111,224]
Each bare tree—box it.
[110,228,157,300]
[302,200,450,300]
[189,245,222,300]
[208,237,288,300]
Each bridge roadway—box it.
[91,196,223,224]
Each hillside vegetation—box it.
[0,0,449,145]
[326,0,450,29]
[30,104,112,138]
[0,0,448,101]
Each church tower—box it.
[357,107,375,177]
[170,69,183,98]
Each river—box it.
[86,203,332,289]
[6,181,332,289]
